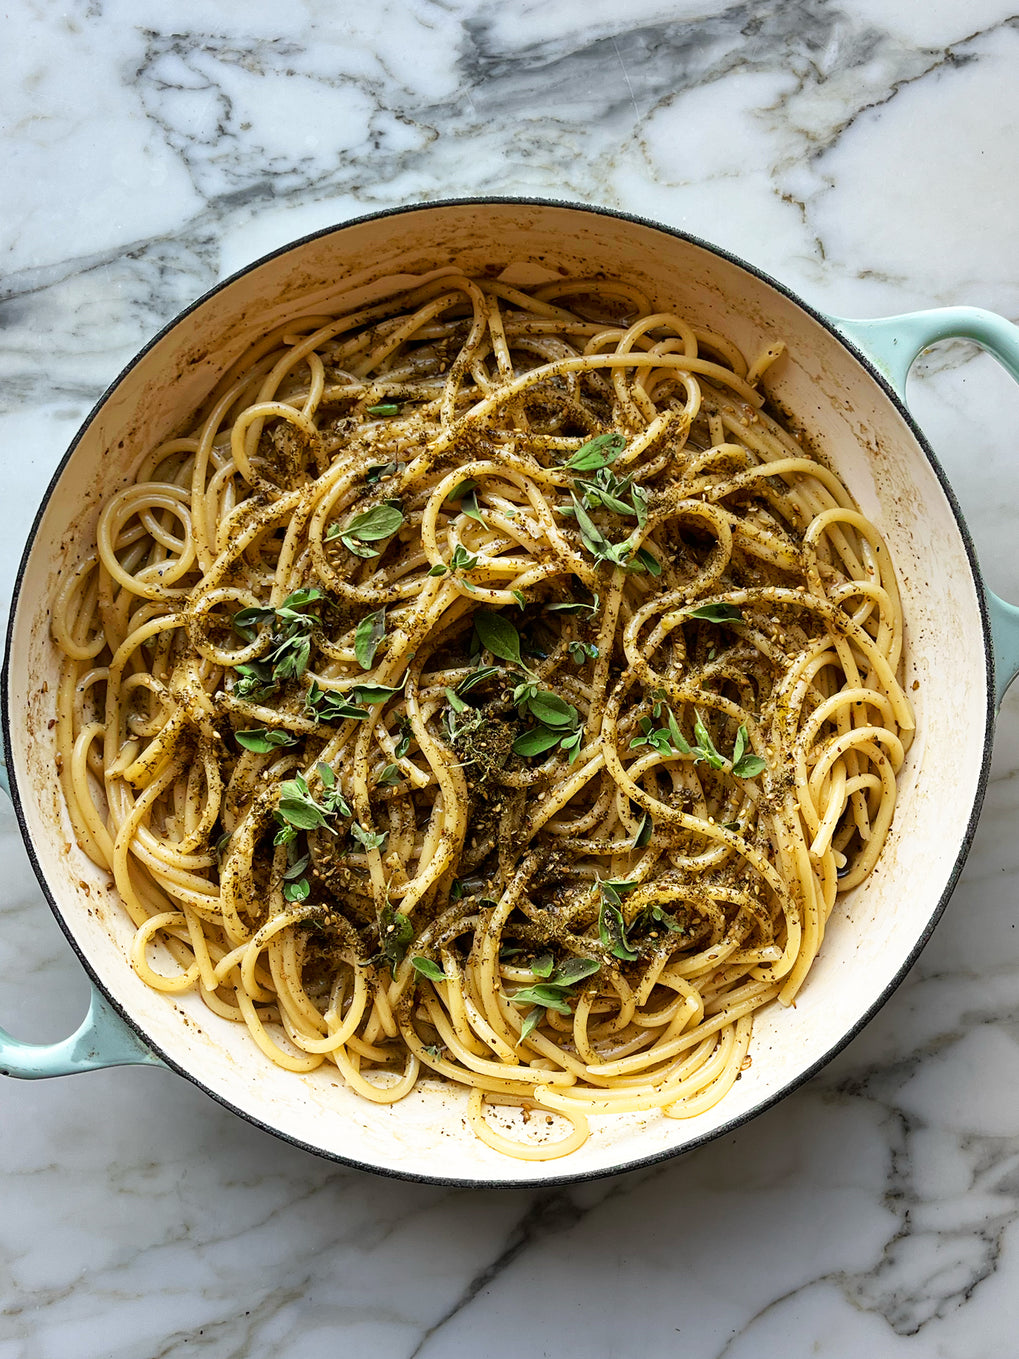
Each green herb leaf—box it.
[563,431,626,472]
[232,661,278,701]
[351,822,388,853]
[686,602,743,623]
[518,1007,545,1043]
[275,588,323,617]
[428,562,449,576]
[335,533,380,557]
[343,503,405,543]
[394,721,412,759]
[731,724,767,778]
[351,683,402,705]
[411,956,445,982]
[551,956,600,986]
[531,953,555,979]
[365,460,404,484]
[446,478,477,502]
[282,852,310,881]
[560,729,584,763]
[568,640,598,664]
[235,727,298,753]
[598,893,639,962]
[306,679,371,723]
[525,691,579,729]
[568,491,615,559]
[634,810,653,848]
[634,547,662,576]
[692,714,727,769]
[277,776,332,833]
[231,603,276,640]
[596,879,643,961]
[449,544,479,572]
[457,665,502,695]
[366,403,400,416]
[283,877,310,903]
[474,611,526,670]
[630,904,683,942]
[446,480,486,527]
[354,608,387,671]
[269,634,312,681]
[511,590,527,609]
[509,983,575,1015]
[376,763,403,787]
[665,708,690,753]
[512,726,562,757]
[377,905,413,971]
[444,687,468,713]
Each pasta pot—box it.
[3,199,1019,1186]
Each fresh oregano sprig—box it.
[354,608,386,670]
[232,587,324,686]
[326,502,405,558]
[597,878,682,962]
[510,956,601,1042]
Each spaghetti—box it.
[51,270,913,1159]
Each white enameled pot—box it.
[4,200,1019,1187]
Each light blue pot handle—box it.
[830,306,1019,708]
[0,724,162,1076]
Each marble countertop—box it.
[4,2,1019,1355]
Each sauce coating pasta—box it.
[52,270,912,1159]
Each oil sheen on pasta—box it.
[52,270,913,1160]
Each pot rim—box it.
[0,195,997,1188]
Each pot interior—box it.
[4,201,990,1183]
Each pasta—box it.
[51,269,913,1159]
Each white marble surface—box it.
[3,2,1019,1354]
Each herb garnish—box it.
[305,680,371,723]
[365,460,405,484]
[446,479,486,526]
[232,588,324,685]
[685,602,744,623]
[376,905,413,971]
[327,502,405,558]
[562,432,626,472]
[597,878,681,961]
[629,704,766,779]
[633,808,654,848]
[351,821,388,853]
[511,956,601,1042]
[568,640,598,665]
[233,661,278,702]
[235,727,299,754]
[428,543,480,577]
[546,592,600,617]
[564,492,661,575]
[474,611,528,670]
[731,725,767,778]
[366,403,400,416]
[354,608,386,670]
[470,612,586,762]
[282,850,311,903]
[573,466,649,523]
[410,956,445,983]
[273,763,352,845]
